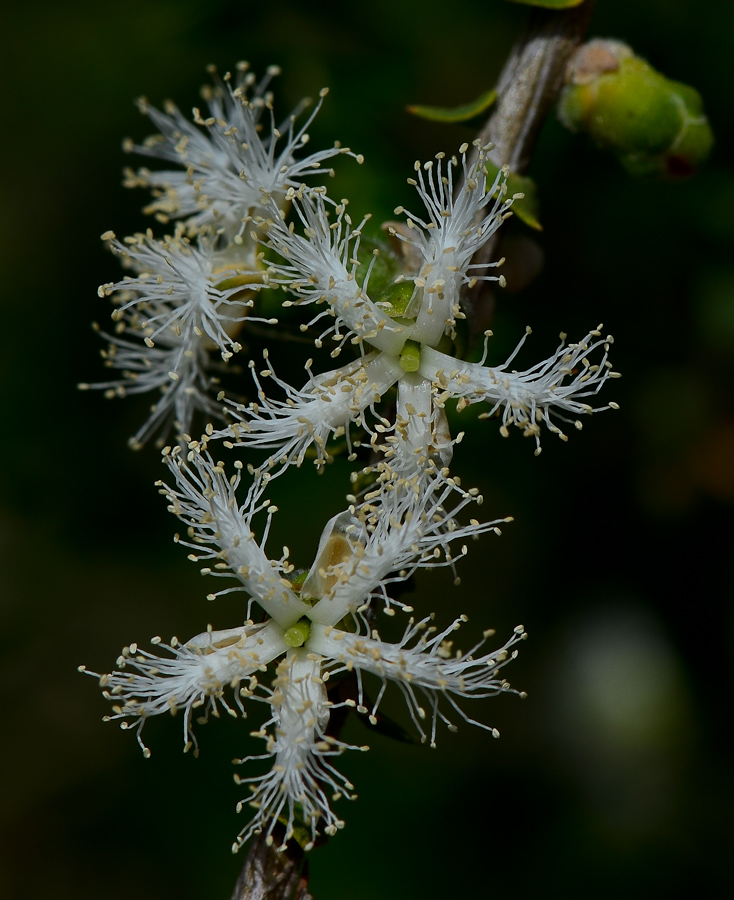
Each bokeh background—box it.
[1,1,733,897]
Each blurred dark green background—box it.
[1,1,733,897]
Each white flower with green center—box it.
[83,228,277,447]
[215,143,617,475]
[82,449,523,851]
[125,62,360,241]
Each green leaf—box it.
[406,88,496,123]
[485,162,542,231]
[503,0,585,8]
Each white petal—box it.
[397,148,510,346]
[84,620,288,756]
[266,192,409,354]
[419,327,617,452]
[310,619,526,747]
[162,451,310,627]
[219,351,402,471]
[233,649,355,852]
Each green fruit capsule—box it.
[558,39,713,180]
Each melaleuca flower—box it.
[82,228,277,448]
[213,143,618,473]
[82,449,523,852]
[124,62,360,241]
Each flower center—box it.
[399,339,422,372]
[283,618,312,648]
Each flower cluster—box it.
[81,64,360,448]
[84,63,618,853]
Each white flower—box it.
[82,228,277,447]
[83,449,523,851]
[215,145,617,473]
[84,615,523,851]
[124,62,360,240]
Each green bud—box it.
[380,280,415,318]
[354,235,415,316]
[283,618,311,648]
[558,39,713,179]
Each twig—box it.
[462,0,595,332]
[229,831,312,900]
[473,0,595,174]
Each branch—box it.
[229,831,312,900]
[462,0,595,331]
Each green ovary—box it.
[283,618,311,647]
[399,340,422,372]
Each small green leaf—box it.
[485,162,542,231]
[407,88,496,123]
[353,235,415,315]
[503,0,586,8]
[277,803,317,850]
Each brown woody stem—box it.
[462,0,595,331]
[229,830,312,900]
